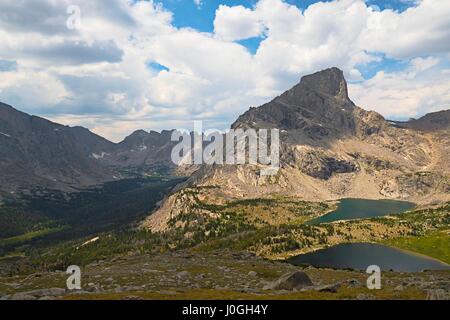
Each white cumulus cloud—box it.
[0,0,448,142]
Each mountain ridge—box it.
[1,68,449,206]
[0,101,117,198]
[0,102,177,198]
[143,67,450,232]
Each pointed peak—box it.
[129,129,148,137]
[120,130,148,144]
[300,67,349,100]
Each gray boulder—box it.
[177,271,190,278]
[263,271,313,291]
[11,293,37,300]
[426,289,448,300]
[346,279,362,288]
[122,295,144,300]
[315,283,341,293]
[356,293,375,300]
[26,288,66,297]
[6,288,66,300]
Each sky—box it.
[0,0,449,142]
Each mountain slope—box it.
[95,129,177,174]
[0,102,119,198]
[232,67,358,142]
[393,110,450,132]
[0,103,177,199]
[144,67,450,232]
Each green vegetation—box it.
[195,223,322,254]
[67,202,450,264]
[24,230,164,271]
[1,243,439,301]
[0,226,69,247]
[0,205,58,238]
[193,201,449,259]
[62,286,427,300]
[21,177,186,230]
[384,230,450,264]
[4,193,331,273]
[2,179,448,277]
[160,188,333,256]
[0,176,186,258]
[0,173,448,301]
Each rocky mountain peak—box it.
[232,67,358,141]
[130,129,149,137]
[298,67,349,100]
[392,109,450,132]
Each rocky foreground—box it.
[1,250,449,300]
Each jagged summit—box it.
[393,109,450,132]
[119,129,175,147]
[232,67,358,141]
[299,67,349,100]
[130,129,149,136]
[0,102,177,197]
[281,67,352,106]
[0,102,116,197]
[145,67,450,233]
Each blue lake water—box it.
[308,198,416,225]
[288,243,450,272]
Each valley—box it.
[0,67,449,300]
[0,176,186,261]
[0,195,448,300]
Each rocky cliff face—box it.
[144,67,450,232]
[0,103,177,198]
[392,110,450,132]
[232,68,357,143]
[0,102,117,198]
[93,129,177,174]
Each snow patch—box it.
[77,236,100,250]
[92,152,109,159]
[0,132,11,138]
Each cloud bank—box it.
[0,0,449,141]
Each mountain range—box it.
[1,68,449,224]
[0,102,176,199]
[143,67,450,232]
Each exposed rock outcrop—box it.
[144,67,450,232]
[0,103,179,198]
[263,271,313,291]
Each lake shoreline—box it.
[286,242,450,272]
[307,198,416,225]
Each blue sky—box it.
[159,0,416,31]
[156,1,266,53]
[0,0,449,141]
[155,0,422,79]
[157,1,257,32]
[159,0,418,56]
